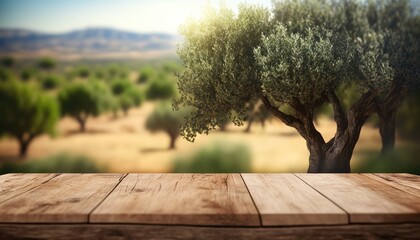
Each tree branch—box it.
[260,95,309,139]
[327,88,348,135]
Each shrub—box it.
[77,66,90,78]
[173,141,251,173]
[354,145,420,174]
[137,66,155,84]
[0,68,15,82]
[0,153,105,173]
[41,75,61,90]
[38,57,56,71]
[20,68,35,81]
[1,56,14,67]
[0,82,59,157]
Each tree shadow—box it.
[63,129,110,137]
[141,147,172,153]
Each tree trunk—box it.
[18,137,34,158]
[169,135,177,149]
[378,110,396,155]
[245,118,254,133]
[76,116,87,132]
[307,143,353,173]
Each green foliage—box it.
[41,75,62,90]
[354,145,420,174]
[38,57,56,70]
[176,4,272,140]
[111,79,142,114]
[20,68,35,81]
[0,153,105,173]
[58,82,113,131]
[137,66,155,84]
[396,94,420,140]
[146,74,177,100]
[173,141,251,173]
[1,56,14,67]
[255,24,352,103]
[0,68,15,82]
[0,82,59,156]
[77,66,90,78]
[146,102,189,148]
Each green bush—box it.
[354,145,420,174]
[20,68,35,81]
[397,94,420,140]
[41,75,61,90]
[146,74,176,100]
[1,56,14,67]
[0,68,15,82]
[77,66,90,78]
[137,66,155,84]
[0,153,105,173]
[173,142,251,173]
[38,57,56,71]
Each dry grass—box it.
[0,102,395,172]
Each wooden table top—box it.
[0,173,419,226]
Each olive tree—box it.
[0,82,59,157]
[58,82,112,132]
[175,2,394,172]
[146,102,189,149]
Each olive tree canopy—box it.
[175,1,403,173]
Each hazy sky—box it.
[0,0,272,34]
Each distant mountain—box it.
[0,28,179,60]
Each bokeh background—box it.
[0,0,419,174]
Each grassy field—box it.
[0,101,396,173]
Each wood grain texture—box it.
[296,174,420,223]
[371,173,420,193]
[0,174,59,203]
[1,224,419,240]
[0,174,125,223]
[242,174,348,226]
[90,174,260,226]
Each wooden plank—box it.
[364,174,420,197]
[0,174,125,223]
[374,173,420,190]
[297,174,420,223]
[1,224,419,240]
[91,174,260,226]
[0,174,59,203]
[242,174,348,226]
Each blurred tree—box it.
[146,102,189,149]
[58,82,112,132]
[111,80,142,115]
[38,57,56,71]
[366,1,420,154]
[173,142,251,173]
[1,57,14,67]
[41,75,61,90]
[146,73,176,100]
[176,2,395,173]
[0,82,59,157]
[137,66,155,84]
[0,68,15,82]
[244,100,271,133]
[77,66,90,78]
[20,68,35,81]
